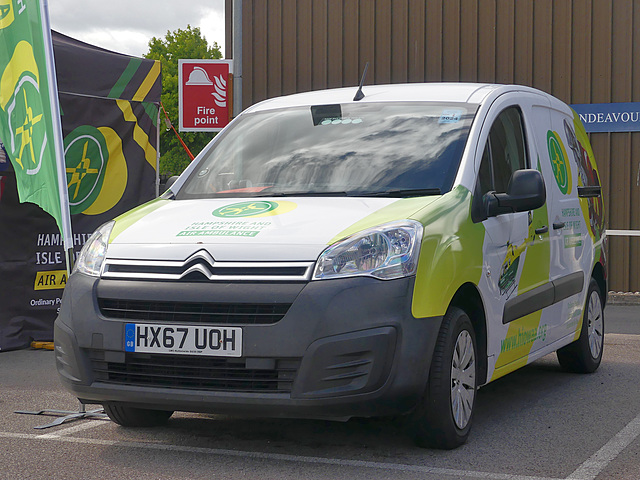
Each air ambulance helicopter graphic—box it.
[498,211,538,298]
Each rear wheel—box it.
[409,306,477,449]
[557,278,604,373]
[103,403,173,427]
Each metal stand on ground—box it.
[15,401,110,429]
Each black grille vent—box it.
[91,354,299,393]
[98,299,291,325]
[101,255,315,282]
[106,263,309,278]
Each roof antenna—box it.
[353,62,369,101]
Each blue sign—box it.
[125,323,136,352]
[571,102,640,133]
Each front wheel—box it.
[409,306,477,449]
[103,403,173,427]
[557,278,604,373]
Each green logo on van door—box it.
[547,131,572,195]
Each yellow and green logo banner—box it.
[0,0,68,236]
[55,31,161,219]
[0,18,160,350]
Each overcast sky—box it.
[48,0,225,58]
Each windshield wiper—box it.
[251,191,352,197]
[358,188,442,198]
[210,188,442,198]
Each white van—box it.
[55,83,606,449]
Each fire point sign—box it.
[178,59,233,132]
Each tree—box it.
[145,26,221,176]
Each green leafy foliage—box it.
[144,25,221,176]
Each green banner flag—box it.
[0,0,72,255]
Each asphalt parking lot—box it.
[1,304,639,480]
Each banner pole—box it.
[41,0,74,274]
[10,0,105,425]
[156,105,161,197]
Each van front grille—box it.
[91,354,300,393]
[102,252,314,282]
[98,299,291,325]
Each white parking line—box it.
[2,412,639,480]
[567,413,640,480]
[37,420,108,438]
[0,430,564,480]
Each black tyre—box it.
[557,278,604,373]
[409,306,477,449]
[103,403,173,427]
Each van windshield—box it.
[177,102,478,199]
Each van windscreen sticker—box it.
[438,109,464,124]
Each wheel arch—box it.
[592,261,607,307]
[449,283,488,385]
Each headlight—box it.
[73,221,115,276]
[313,220,423,280]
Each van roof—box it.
[244,83,553,113]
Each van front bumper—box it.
[55,273,443,420]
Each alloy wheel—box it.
[450,330,476,430]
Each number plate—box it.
[124,323,242,357]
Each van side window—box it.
[472,106,529,222]
[487,107,528,193]
[478,107,528,196]
[478,143,493,195]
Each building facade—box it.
[226,0,640,292]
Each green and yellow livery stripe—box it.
[110,198,169,242]
[327,196,440,245]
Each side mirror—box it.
[163,175,179,194]
[485,169,546,217]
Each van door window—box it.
[479,107,529,194]
[478,143,493,195]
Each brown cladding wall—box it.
[228,0,640,292]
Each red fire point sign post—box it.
[178,59,233,132]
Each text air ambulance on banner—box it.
[55,83,606,449]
